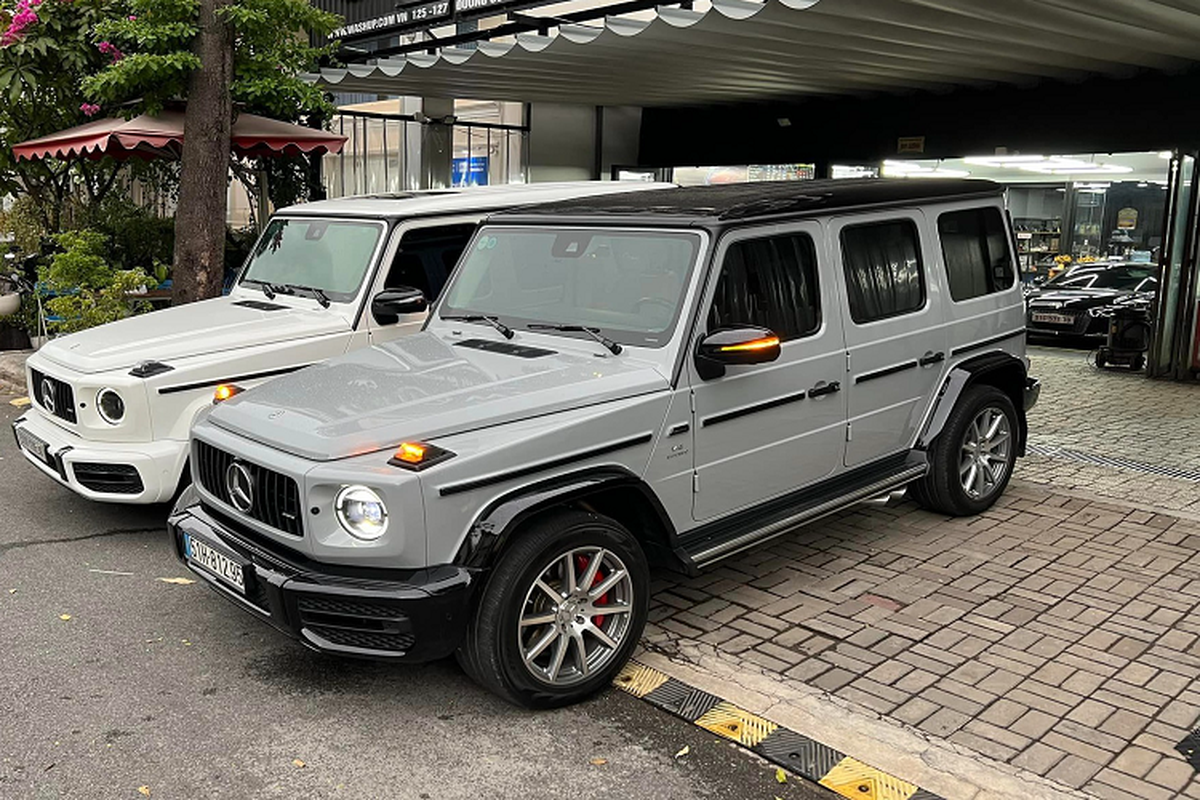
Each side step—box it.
[679,455,927,569]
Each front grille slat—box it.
[194,440,303,537]
[72,463,143,495]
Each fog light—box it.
[96,388,125,425]
[334,485,388,540]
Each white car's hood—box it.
[207,333,669,461]
[37,295,353,374]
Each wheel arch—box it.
[918,351,1029,455]
[453,466,684,573]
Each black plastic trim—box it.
[951,329,1026,357]
[438,433,654,497]
[702,390,806,428]
[667,422,690,436]
[157,364,310,395]
[129,361,175,378]
[855,361,918,385]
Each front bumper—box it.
[167,502,477,662]
[1024,377,1041,411]
[11,412,187,504]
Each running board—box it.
[680,459,928,569]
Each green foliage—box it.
[0,195,46,253]
[40,229,152,334]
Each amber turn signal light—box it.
[213,384,244,404]
[718,335,780,353]
[388,441,455,471]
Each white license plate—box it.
[16,426,52,466]
[1032,312,1076,325]
[184,534,245,593]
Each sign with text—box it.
[897,136,926,154]
[332,0,452,39]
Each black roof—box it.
[495,178,1004,227]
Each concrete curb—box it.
[0,350,30,395]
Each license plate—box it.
[15,426,52,466]
[1032,312,1076,325]
[184,534,246,593]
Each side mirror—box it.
[695,326,781,380]
[372,286,428,325]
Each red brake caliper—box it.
[575,554,609,628]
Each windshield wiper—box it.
[442,314,514,339]
[275,283,331,308]
[243,279,276,300]
[527,323,622,355]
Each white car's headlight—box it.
[334,485,388,540]
[96,388,126,425]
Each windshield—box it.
[438,228,702,348]
[1048,266,1157,292]
[241,218,384,302]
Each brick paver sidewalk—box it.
[643,349,1200,799]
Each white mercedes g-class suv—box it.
[169,179,1039,708]
[12,182,670,504]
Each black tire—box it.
[457,509,649,709]
[911,385,1018,517]
[1131,355,1146,372]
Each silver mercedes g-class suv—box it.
[169,179,1039,708]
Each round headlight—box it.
[96,388,125,425]
[334,485,388,540]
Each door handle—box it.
[919,351,946,367]
[809,381,841,397]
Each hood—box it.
[37,295,353,374]
[207,333,670,461]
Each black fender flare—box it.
[917,351,1029,454]
[453,466,680,571]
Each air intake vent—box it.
[454,339,556,358]
[232,300,288,311]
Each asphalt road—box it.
[0,400,831,800]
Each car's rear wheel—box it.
[911,385,1018,516]
[457,509,649,708]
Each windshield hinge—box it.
[689,390,696,414]
[846,352,852,372]
[692,473,700,493]
[846,423,853,442]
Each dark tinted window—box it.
[841,220,925,323]
[707,233,820,341]
[383,223,477,299]
[938,208,1015,301]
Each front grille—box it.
[298,597,415,653]
[30,368,77,423]
[73,463,143,495]
[194,439,303,536]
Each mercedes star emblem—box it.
[41,379,55,415]
[225,461,254,513]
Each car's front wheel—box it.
[457,509,649,708]
[911,385,1018,516]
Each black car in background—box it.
[1025,262,1157,340]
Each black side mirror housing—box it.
[695,326,781,380]
[372,286,428,325]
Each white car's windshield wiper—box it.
[242,278,277,300]
[442,314,514,339]
[527,323,622,355]
[277,283,331,308]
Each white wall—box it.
[528,102,597,183]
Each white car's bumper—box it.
[11,412,188,504]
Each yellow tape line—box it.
[9,396,30,406]
[694,701,779,747]
[819,756,919,800]
[612,661,669,698]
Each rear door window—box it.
[840,220,925,323]
[938,208,1015,301]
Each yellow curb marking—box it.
[819,756,918,800]
[694,701,778,747]
[612,661,669,698]
[9,396,30,406]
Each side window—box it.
[840,220,925,324]
[383,224,477,300]
[937,207,1015,302]
[707,233,820,342]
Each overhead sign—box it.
[330,0,515,41]
[897,136,926,154]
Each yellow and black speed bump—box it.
[613,661,945,800]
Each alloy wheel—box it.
[517,547,634,687]
[959,406,1012,500]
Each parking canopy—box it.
[304,0,1200,106]
[12,110,348,162]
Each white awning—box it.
[305,0,1200,106]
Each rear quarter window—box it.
[937,207,1015,302]
[840,219,926,324]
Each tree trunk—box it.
[171,0,234,305]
